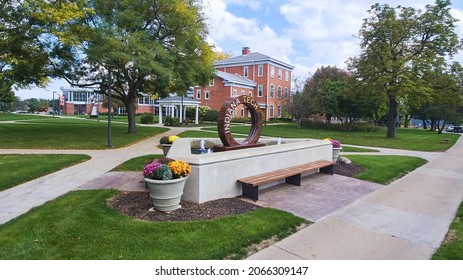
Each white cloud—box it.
[203,0,294,64]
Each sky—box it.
[15,0,463,100]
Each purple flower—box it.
[331,139,341,148]
[143,161,163,178]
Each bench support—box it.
[320,165,334,175]
[285,174,302,186]
[242,183,259,201]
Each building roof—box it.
[214,52,294,70]
[216,71,256,88]
[157,95,200,105]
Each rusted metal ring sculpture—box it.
[217,95,264,147]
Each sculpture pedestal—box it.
[213,143,265,152]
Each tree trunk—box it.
[404,114,410,128]
[421,118,427,129]
[386,97,398,138]
[126,94,137,134]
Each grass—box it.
[340,146,379,152]
[0,190,305,260]
[346,155,428,184]
[111,154,163,171]
[0,117,169,149]
[433,201,463,260]
[0,154,91,191]
[204,123,459,151]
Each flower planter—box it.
[160,144,172,156]
[144,177,188,212]
[332,147,342,162]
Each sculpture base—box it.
[213,143,265,152]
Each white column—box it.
[195,105,199,124]
[179,104,183,123]
[183,106,187,122]
[158,104,163,124]
[171,106,175,118]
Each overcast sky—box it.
[15,0,463,100]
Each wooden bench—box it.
[238,159,335,201]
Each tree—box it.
[0,0,88,100]
[348,0,462,138]
[286,92,312,128]
[423,62,463,133]
[55,0,215,134]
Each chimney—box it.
[242,47,251,55]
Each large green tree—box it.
[348,0,462,138]
[56,0,215,133]
[0,0,87,100]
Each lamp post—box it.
[107,68,112,148]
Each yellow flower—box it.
[168,160,191,178]
[168,135,179,143]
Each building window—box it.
[277,105,282,117]
[278,68,282,79]
[233,89,237,96]
[241,90,245,96]
[249,91,252,97]
[72,91,88,103]
[270,66,275,78]
[240,108,244,117]
[285,70,289,81]
[138,95,153,105]
[269,105,274,118]
[196,90,201,99]
[209,79,214,86]
[258,85,263,97]
[277,86,282,99]
[258,65,263,76]
[205,90,210,100]
[285,87,289,99]
[270,84,275,98]
[243,66,248,78]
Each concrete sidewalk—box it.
[248,137,463,260]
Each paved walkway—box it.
[248,137,463,260]
[1,124,462,260]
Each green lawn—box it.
[346,155,428,184]
[0,154,91,191]
[433,201,463,260]
[111,154,163,171]
[0,117,168,149]
[205,123,459,151]
[0,190,304,260]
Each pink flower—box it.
[143,161,162,178]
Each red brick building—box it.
[194,47,294,120]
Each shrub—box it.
[300,119,378,132]
[164,116,180,127]
[140,113,154,124]
[204,110,219,122]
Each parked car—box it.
[446,126,455,132]
[454,126,463,133]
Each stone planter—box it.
[144,177,188,212]
[160,144,172,156]
[332,147,342,162]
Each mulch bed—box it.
[108,162,364,222]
